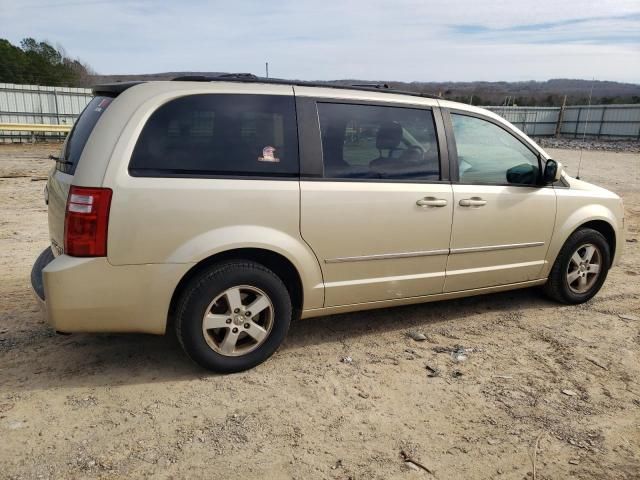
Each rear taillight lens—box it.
[64,186,112,257]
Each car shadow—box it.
[4,287,563,392]
[284,287,560,350]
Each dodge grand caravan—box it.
[31,76,624,372]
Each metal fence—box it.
[1,82,639,142]
[0,83,92,142]
[486,105,640,139]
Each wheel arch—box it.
[576,219,616,265]
[543,205,619,279]
[168,248,305,328]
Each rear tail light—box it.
[64,186,112,257]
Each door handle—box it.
[416,197,448,207]
[459,197,487,207]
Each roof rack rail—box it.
[172,73,258,82]
[169,73,441,100]
[351,83,390,89]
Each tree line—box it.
[0,37,93,87]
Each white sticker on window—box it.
[258,146,279,163]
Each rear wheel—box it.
[544,228,610,304]
[175,261,292,372]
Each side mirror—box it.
[543,159,563,184]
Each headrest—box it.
[376,122,403,150]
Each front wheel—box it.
[175,261,292,373]
[543,228,611,304]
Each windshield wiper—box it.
[48,154,73,166]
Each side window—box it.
[130,94,298,177]
[317,103,440,180]
[451,114,540,185]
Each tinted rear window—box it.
[129,94,299,177]
[58,96,113,175]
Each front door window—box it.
[451,114,540,185]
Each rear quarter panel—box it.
[100,82,324,310]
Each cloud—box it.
[0,0,638,82]
[450,13,640,45]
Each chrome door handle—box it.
[416,197,448,208]
[459,197,487,207]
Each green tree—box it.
[0,37,91,86]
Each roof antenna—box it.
[576,78,595,180]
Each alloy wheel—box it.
[201,285,274,356]
[566,243,602,294]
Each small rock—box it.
[358,392,369,399]
[619,313,639,322]
[569,459,580,465]
[452,352,468,362]
[425,365,441,377]
[562,389,578,397]
[7,420,25,430]
[487,438,501,445]
[407,331,427,341]
[405,461,420,472]
[449,344,472,362]
[451,370,463,378]
[626,238,637,243]
[340,356,353,364]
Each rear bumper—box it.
[31,247,53,302]
[30,247,52,313]
[30,248,192,334]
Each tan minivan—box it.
[31,75,624,372]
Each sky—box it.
[1,0,639,83]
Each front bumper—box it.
[30,248,192,334]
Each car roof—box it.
[91,75,528,138]
[92,74,442,101]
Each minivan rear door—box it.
[47,96,113,256]
[297,92,453,307]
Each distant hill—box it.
[90,73,640,106]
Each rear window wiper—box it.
[48,155,73,166]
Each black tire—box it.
[543,228,611,304]
[175,261,292,373]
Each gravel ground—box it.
[0,143,639,480]
[539,138,640,154]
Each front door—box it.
[444,112,556,292]
[300,100,453,306]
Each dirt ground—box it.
[0,143,638,480]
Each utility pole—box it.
[265,62,269,78]
[555,95,567,138]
